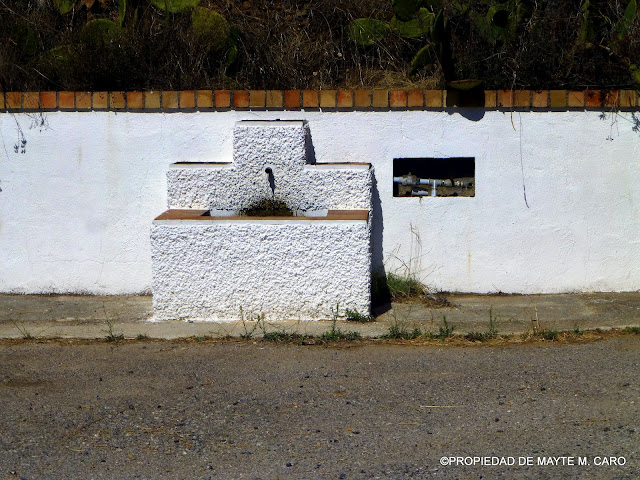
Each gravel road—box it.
[1,336,639,479]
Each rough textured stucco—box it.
[168,165,373,212]
[1,110,639,294]
[167,122,372,212]
[151,221,371,321]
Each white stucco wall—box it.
[1,109,639,294]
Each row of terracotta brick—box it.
[0,89,638,110]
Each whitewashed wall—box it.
[1,109,639,294]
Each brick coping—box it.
[0,89,638,111]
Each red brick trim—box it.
[1,89,636,111]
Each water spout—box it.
[265,167,276,198]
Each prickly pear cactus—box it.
[409,43,436,73]
[392,0,423,21]
[11,22,39,58]
[192,7,230,51]
[37,45,77,79]
[53,0,78,14]
[79,19,120,49]
[118,0,127,26]
[631,64,640,85]
[613,0,637,40]
[390,8,434,38]
[472,1,531,45]
[151,0,200,14]
[348,18,389,45]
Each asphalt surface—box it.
[1,335,639,479]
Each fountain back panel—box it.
[151,121,373,321]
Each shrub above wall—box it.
[1,0,639,92]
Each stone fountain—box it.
[151,120,373,321]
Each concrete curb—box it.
[1,292,639,340]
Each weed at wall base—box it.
[373,271,449,308]
[320,303,362,341]
[345,308,374,323]
[102,303,124,342]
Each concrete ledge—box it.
[1,293,639,339]
[154,209,369,223]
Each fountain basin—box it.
[151,209,370,321]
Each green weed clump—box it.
[537,329,559,341]
[345,308,374,323]
[383,324,423,339]
[320,303,362,341]
[321,329,362,341]
[11,318,35,340]
[465,307,499,342]
[262,332,316,344]
[464,331,495,342]
[386,272,427,300]
[427,316,455,341]
[193,335,213,342]
[373,270,449,307]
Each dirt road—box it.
[1,336,639,479]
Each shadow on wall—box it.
[446,108,485,122]
[305,129,317,164]
[370,173,391,313]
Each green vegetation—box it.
[262,331,316,344]
[321,303,362,341]
[427,315,455,340]
[1,0,638,90]
[193,335,213,341]
[104,320,124,342]
[348,18,389,46]
[151,0,200,14]
[102,304,124,342]
[11,318,34,340]
[239,308,263,339]
[383,323,423,339]
[192,7,230,51]
[536,329,559,341]
[345,308,374,323]
[464,307,499,342]
[386,272,427,300]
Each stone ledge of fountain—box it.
[153,209,368,223]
